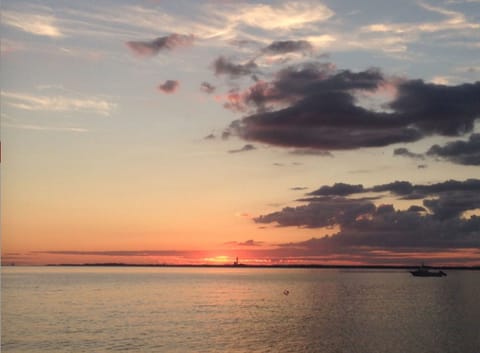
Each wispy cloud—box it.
[219,2,334,31]
[1,91,116,116]
[348,2,479,55]
[57,4,230,42]
[3,1,476,62]
[1,112,87,133]
[2,10,64,37]
[1,4,193,43]
[63,5,176,36]
[418,2,479,31]
[2,122,87,133]
[362,2,479,35]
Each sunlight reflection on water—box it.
[2,267,479,353]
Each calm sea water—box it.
[2,267,479,353]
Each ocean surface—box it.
[2,267,479,353]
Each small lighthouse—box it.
[233,257,239,266]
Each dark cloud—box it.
[213,56,258,78]
[291,187,309,191]
[225,63,381,111]
[309,183,364,196]
[230,107,420,150]
[126,34,194,57]
[158,80,179,94]
[423,191,480,220]
[296,195,380,203]
[376,204,395,214]
[331,213,480,249]
[255,179,480,251]
[255,196,375,228]
[223,61,480,150]
[261,40,313,56]
[394,134,480,166]
[257,204,480,250]
[228,144,256,153]
[303,179,480,199]
[415,179,480,194]
[367,180,480,207]
[204,133,215,140]
[407,205,427,212]
[200,82,216,94]
[393,147,425,160]
[400,193,426,200]
[427,133,480,165]
[389,80,480,136]
[371,181,414,195]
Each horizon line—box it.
[3,263,479,270]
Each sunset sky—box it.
[1,0,479,266]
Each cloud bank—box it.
[255,179,480,253]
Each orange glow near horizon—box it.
[203,255,233,264]
[3,246,480,267]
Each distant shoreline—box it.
[28,263,480,270]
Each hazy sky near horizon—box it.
[1,0,480,265]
